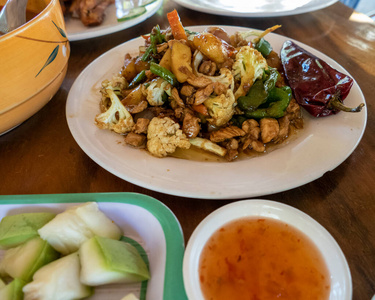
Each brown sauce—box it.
[199,217,331,300]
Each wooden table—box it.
[0,0,374,298]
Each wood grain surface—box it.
[0,1,374,298]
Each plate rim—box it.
[0,192,188,300]
[183,199,352,300]
[66,25,367,200]
[172,0,338,17]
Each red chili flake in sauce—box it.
[199,217,330,300]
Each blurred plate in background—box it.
[66,0,162,41]
[172,0,338,17]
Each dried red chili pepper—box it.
[280,40,364,117]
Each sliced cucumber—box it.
[23,252,92,300]
[0,212,56,249]
[139,0,157,6]
[79,236,150,286]
[117,7,147,22]
[0,237,60,282]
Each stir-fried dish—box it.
[94,10,304,161]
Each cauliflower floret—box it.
[232,46,268,99]
[101,74,127,92]
[204,89,236,127]
[147,117,190,158]
[101,75,127,100]
[212,68,234,91]
[144,78,172,106]
[95,86,135,134]
[192,51,234,90]
[100,75,128,110]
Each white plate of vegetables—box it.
[66,17,367,199]
[65,0,163,41]
[0,193,187,300]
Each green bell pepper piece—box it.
[255,38,273,57]
[237,68,280,112]
[237,79,267,112]
[244,86,292,119]
[264,67,279,92]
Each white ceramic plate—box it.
[173,0,338,17]
[65,0,162,41]
[183,199,352,300]
[66,25,367,199]
[0,193,187,299]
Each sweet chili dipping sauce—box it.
[199,218,330,300]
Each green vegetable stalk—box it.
[128,70,146,88]
[141,25,165,62]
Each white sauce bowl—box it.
[183,199,352,300]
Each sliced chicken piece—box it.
[171,88,185,108]
[179,66,212,89]
[241,119,265,152]
[275,116,290,143]
[182,111,201,138]
[210,126,246,143]
[260,118,279,143]
[194,84,214,105]
[133,118,150,134]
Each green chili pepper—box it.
[244,86,292,119]
[128,70,146,88]
[237,68,280,112]
[149,62,178,86]
[255,38,273,57]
